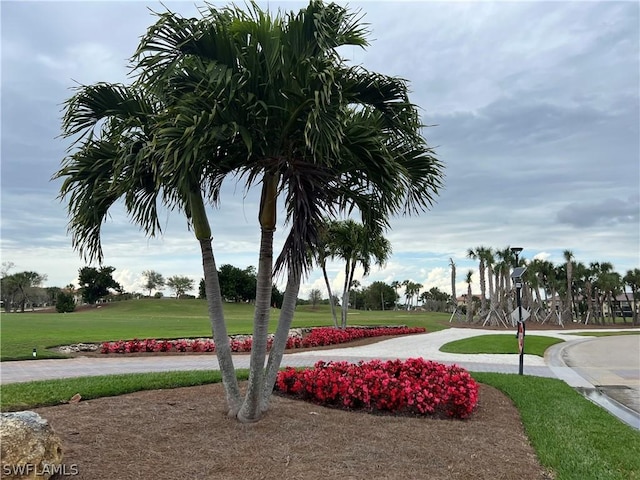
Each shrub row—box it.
[99,326,426,354]
[276,358,479,419]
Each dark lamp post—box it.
[510,247,526,375]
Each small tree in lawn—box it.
[166,276,194,299]
[142,270,165,297]
[56,291,76,313]
[78,266,121,304]
[309,288,323,309]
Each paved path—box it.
[2,327,638,428]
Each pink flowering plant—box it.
[99,326,426,354]
[275,358,479,419]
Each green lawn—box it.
[439,334,564,356]
[2,371,638,480]
[0,299,450,360]
[473,373,640,480]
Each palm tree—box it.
[57,2,443,422]
[321,219,391,327]
[136,2,444,421]
[55,81,245,412]
[623,268,640,325]
[465,270,474,322]
[391,280,402,310]
[563,250,574,321]
[467,247,489,316]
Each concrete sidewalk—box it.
[2,327,638,429]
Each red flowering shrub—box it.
[301,327,425,348]
[275,358,478,419]
[99,326,427,355]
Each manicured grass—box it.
[574,330,640,337]
[439,334,564,356]
[3,370,638,479]
[473,373,640,480]
[0,300,450,360]
[0,370,247,411]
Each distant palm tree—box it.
[449,258,457,308]
[465,270,474,322]
[323,219,391,327]
[623,268,640,325]
[467,246,489,316]
[563,250,574,321]
[391,280,402,310]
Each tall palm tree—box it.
[58,2,443,422]
[391,280,402,310]
[563,250,574,321]
[465,270,474,323]
[467,247,489,316]
[449,258,457,308]
[55,81,245,412]
[623,268,640,325]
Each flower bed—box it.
[276,358,479,419]
[99,326,426,354]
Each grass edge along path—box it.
[2,370,639,480]
[472,372,640,480]
[440,334,564,356]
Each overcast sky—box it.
[2,1,638,299]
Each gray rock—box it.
[1,411,63,480]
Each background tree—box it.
[56,291,76,313]
[142,270,165,297]
[308,288,323,308]
[402,280,422,310]
[218,265,257,303]
[1,271,48,312]
[321,219,392,327]
[420,287,450,312]
[449,258,457,312]
[623,268,640,325]
[78,266,121,304]
[465,270,474,323]
[166,276,194,299]
[362,281,397,310]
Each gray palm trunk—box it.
[321,260,339,328]
[478,259,487,316]
[341,260,354,329]
[466,283,473,323]
[199,238,242,414]
[260,269,302,412]
[238,227,275,422]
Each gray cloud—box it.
[556,196,640,228]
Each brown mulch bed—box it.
[37,383,552,480]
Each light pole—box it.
[510,247,526,375]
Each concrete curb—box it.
[545,341,640,430]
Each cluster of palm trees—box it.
[461,247,639,326]
[54,2,442,422]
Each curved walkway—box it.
[2,328,638,429]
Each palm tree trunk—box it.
[199,238,242,415]
[261,269,302,412]
[238,226,274,422]
[341,259,351,328]
[190,188,242,415]
[321,260,338,327]
[238,174,278,422]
